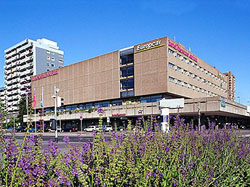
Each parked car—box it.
[28,127,35,133]
[84,126,99,132]
[5,127,16,133]
[16,126,25,132]
[63,125,77,132]
[48,127,62,132]
[105,126,113,132]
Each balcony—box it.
[12,106,18,111]
[5,64,11,70]
[6,75,12,81]
[12,90,18,95]
[6,86,12,91]
[12,67,18,72]
[7,96,13,101]
[5,59,11,65]
[17,43,32,53]
[13,94,19,100]
[5,50,16,59]
[20,84,26,90]
[19,91,26,96]
[19,65,26,71]
[13,101,19,105]
[12,74,18,79]
[19,57,26,64]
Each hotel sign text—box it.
[168,40,197,62]
[31,70,58,81]
[136,40,164,53]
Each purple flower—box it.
[145,171,152,178]
[63,136,70,144]
[165,147,170,152]
[97,106,104,115]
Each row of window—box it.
[47,56,64,63]
[46,51,63,58]
[168,76,219,97]
[47,65,63,72]
[168,62,227,93]
[47,62,55,67]
[45,95,163,112]
[168,48,227,85]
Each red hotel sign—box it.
[31,70,58,81]
[168,40,197,62]
[112,114,126,117]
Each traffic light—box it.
[57,96,64,107]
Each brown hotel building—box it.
[30,36,250,129]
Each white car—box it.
[105,126,113,132]
[84,126,99,132]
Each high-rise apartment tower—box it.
[4,38,64,114]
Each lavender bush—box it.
[0,115,250,186]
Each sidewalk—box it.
[10,131,112,137]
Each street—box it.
[5,131,112,152]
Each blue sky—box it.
[0,0,249,105]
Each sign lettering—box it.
[31,70,58,81]
[168,40,197,62]
[136,40,164,53]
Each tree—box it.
[0,100,7,129]
[17,96,27,128]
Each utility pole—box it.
[52,86,59,142]
[198,102,201,131]
[26,94,29,126]
[80,115,83,134]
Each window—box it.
[168,76,175,83]
[59,65,63,68]
[121,54,134,65]
[127,79,134,89]
[47,62,50,66]
[177,80,181,85]
[176,66,181,72]
[168,62,174,68]
[47,56,50,60]
[168,49,174,54]
[47,68,50,72]
[183,69,187,75]
[177,54,181,58]
[59,59,63,63]
[51,63,55,67]
[183,82,187,87]
[51,57,55,61]
[46,51,50,54]
[111,100,122,106]
[150,95,162,102]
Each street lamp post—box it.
[198,102,201,131]
[52,86,59,142]
[80,115,83,134]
